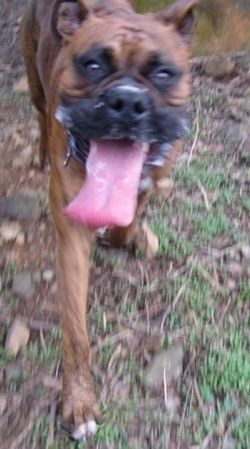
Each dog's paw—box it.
[133,222,159,259]
[96,226,110,246]
[72,420,98,440]
[62,369,100,441]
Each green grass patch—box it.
[176,156,232,191]
[0,346,15,368]
[198,328,250,401]
[24,333,60,373]
[232,412,250,449]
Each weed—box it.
[0,346,15,368]
[232,412,250,449]
[149,210,193,259]
[198,329,250,400]
[24,338,60,372]
[242,195,250,213]
[1,262,19,290]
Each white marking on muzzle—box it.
[116,85,148,94]
[139,176,154,192]
[55,106,67,124]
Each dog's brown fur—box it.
[21,0,198,440]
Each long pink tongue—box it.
[64,140,146,228]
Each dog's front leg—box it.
[50,173,99,439]
[58,233,100,438]
[57,226,100,440]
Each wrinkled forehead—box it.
[69,12,189,69]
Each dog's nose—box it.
[105,85,149,120]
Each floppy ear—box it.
[52,0,133,41]
[156,0,199,43]
[51,0,89,41]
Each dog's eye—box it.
[85,60,102,74]
[153,68,172,81]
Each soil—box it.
[0,1,249,449]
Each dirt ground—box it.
[0,1,249,449]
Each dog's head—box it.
[52,0,198,228]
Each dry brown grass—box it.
[134,0,250,55]
[194,0,250,54]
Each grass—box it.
[24,332,61,372]
[198,329,250,400]
[0,346,15,368]
[177,323,250,447]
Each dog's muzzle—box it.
[102,84,150,124]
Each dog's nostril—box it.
[111,98,124,112]
[134,101,145,115]
[113,98,124,111]
[107,89,148,116]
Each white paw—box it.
[72,420,98,440]
[96,226,108,238]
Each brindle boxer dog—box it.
[21,0,198,441]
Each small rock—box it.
[12,145,33,169]
[15,232,25,246]
[241,245,250,262]
[0,222,22,242]
[13,131,26,148]
[32,152,41,167]
[222,433,236,449]
[28,169,36,179]
[230,106,244,122]
[0,395,7,416]
[5,320,30,357]
[226,262,243,277]
[226,278,237,291]
[13,77,29,94]
[12,394,22,408]
[203,143,224,155]
[11,272,35,300]
[5,362,23,384]
[145,345,184,388]
[0,190,42,221]
[27,230,34,244]
[51,282,57,295]
[235,54,250,71]
[164,391,181,413]
[155,178,174,199]
[113,377,130,401]
[30,127,40,141]
[203,55,234,78]
[134,222,159,259]
[0,124,16,142]
[39,222,47,232]
[222,122,248,144]
[42,269,54,283]
[127,438,140,448]
[33,272,42,284]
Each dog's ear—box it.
[51,0,89,41]
[52,0,133,41]
[156,0,199,43]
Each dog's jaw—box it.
[55,101,186,228]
